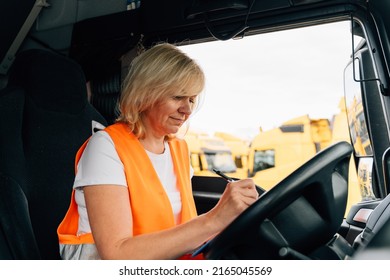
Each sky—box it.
[178,21,353,140]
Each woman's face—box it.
[143,93,197,138]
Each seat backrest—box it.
[0,49,107,259]
[0,86,41,259]
[90,71,121,125]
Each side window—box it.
[234,155,243,169]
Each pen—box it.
[213,168,263,199]
[212,168,235,182]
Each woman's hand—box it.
[205,178,258,232]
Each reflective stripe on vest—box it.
[57,122,197,245]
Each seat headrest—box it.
[8,49,88,114]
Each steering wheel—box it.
[204,141,353,259]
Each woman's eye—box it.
[173,96,195,104]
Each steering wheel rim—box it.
[204,141,353,260]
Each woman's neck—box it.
[139,136,166,154]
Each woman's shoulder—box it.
[87,129,114,150]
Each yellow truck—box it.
[213,132,249,179]
[248,114,333,188]
[247,99,361,212]
[184,131,238,177]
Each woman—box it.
[57,43,258,259]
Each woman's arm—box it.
[84,178,258,259]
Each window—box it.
[253,149,275,173]
[344,59,373,157]
[205,151,236,173]
[179,20,361,210]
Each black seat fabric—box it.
[0,86,40,259]
[354,194,390,250]
[90,72,121,125]
[0,49,107,259]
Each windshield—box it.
[205,152,236,173]
[179,20,362,213]
[254,149,275,173]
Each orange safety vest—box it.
[57,122,198,246]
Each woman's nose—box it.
[179,98,193,115]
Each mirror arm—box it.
[351,15,389,96]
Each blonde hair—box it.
[117,43,205,139]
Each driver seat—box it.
[0,49,107,259]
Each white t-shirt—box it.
[73,130,187,235]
